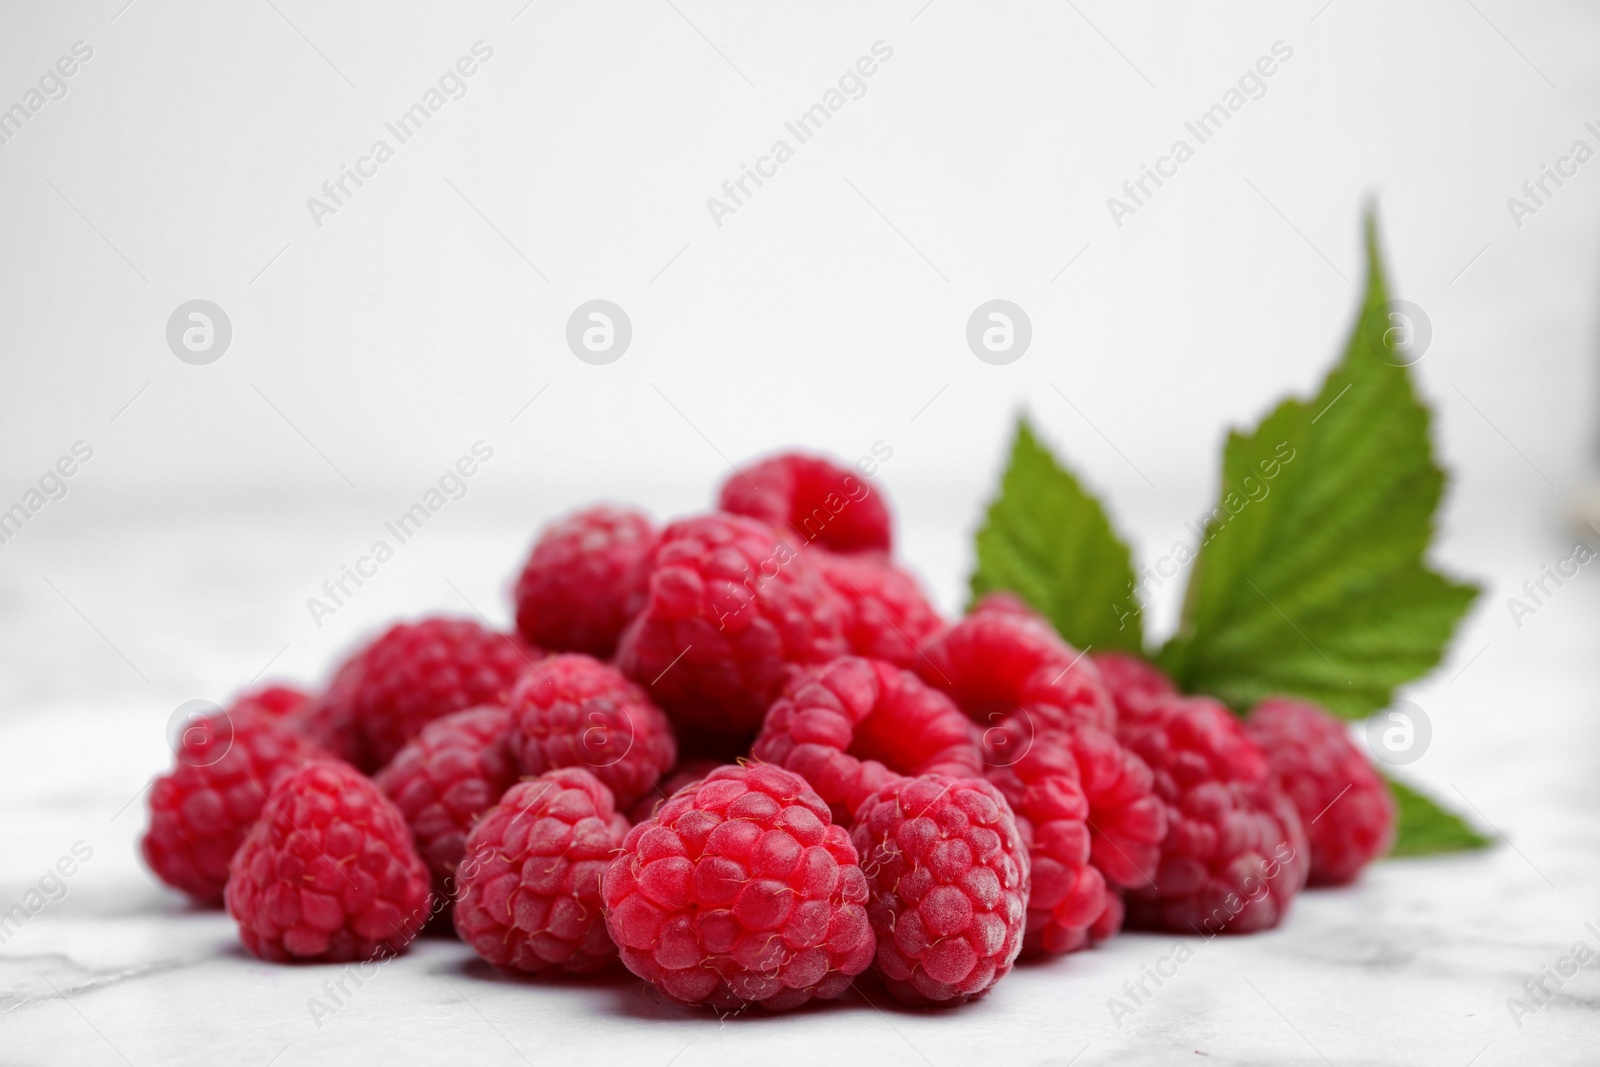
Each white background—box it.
[2,2,1599,1064]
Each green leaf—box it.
[1385,775,1491,856]
[970,418,1143,653]
[1158,213,1479,717]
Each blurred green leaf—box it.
[1158,214,1479,717]
[970,419,1143,653]
[1386,775,1491,856]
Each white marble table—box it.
[1,486,1596,1067]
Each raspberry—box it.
[1094,652,1176,734]
[968,590,1038,619]
[1061,726,1167,891]
[507,654,677,812]
[851,774,1029,1005]
[982,720,1165,953]
[373,706,518,900]
[718,452,892,555]
[292,655,373,770]
[628,759,724,825]
[232,685,309,721]
[916,609,1114,734]
[343,617,535,771]
[615,513,849,738]
[225,760,433,962]
[1119,696,1308,935]
[141,693,326,904]
[810,550,945,670]
[453,768,628,975]
[1091,892,1124,942]
[513,505,655,658]
[751,656,981,825]
[1245,697,1396,886]
[982,752,1104,956]
[603,764,874,1011]
[986,716,1167,891]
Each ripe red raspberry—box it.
[1120,696,1308,935]
[982,751,1104,957]
[915,609,1114,733]
[982,719,1165,953]
[1091,892,1124,942]
[1061,725,1168,891]
[513,505,655,659]
[141,692,326,904]
[1245,697,1396,886]
[344,617,535,771]
[225,760,433,962]
[373,705,518,900]
[1094,652,1176,734]
[751,656,981,824]
[603,764,874,1011]
[628,759,723,825]
[968,590,1038,619]
[615,513,849,738]
[507,653,677,813]
[718,452,892,555]
[809,550,945,670]
[453,768,628,975]
[986,716,1167,892]
[852,774,1029,1005]
[292,654,373,770]
[232,684,309,721]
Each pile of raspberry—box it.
[140,450,1396,1012]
